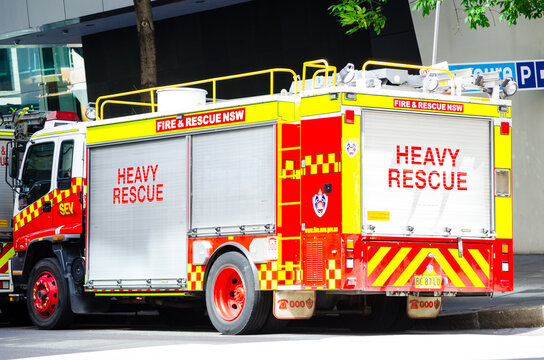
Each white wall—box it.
[410,1,544,253]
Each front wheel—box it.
[27,258,74,329]
[205,252,270,334]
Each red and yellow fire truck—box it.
[1,59,514,334]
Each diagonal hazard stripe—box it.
[0,247,15,273]
[367,247,391,276]
[448,249,485,287]
[468,249,490,278]
[430,249,465,288]
[373,247,411,287]
[393,248,429,286]
[367,245,491,289]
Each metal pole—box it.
[432,0,441,65]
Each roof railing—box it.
[96,68,298,120]
[302,59,337,90]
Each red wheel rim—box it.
[32,271,59,318]
[213,266,245,321]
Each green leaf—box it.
[330,0,544,34]
[329,0,386,35]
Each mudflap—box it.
[68,277,109,314]
[406,295,442,319]
[273,290,316,319]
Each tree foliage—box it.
[329,0,544,34]
[329,0,387,34]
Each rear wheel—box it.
[205,252,269,334]
[27,258,73,329]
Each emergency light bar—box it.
[46,111,80,122]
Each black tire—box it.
[205,252,270,335]
[27,258,73,329]
[259,292,288,334]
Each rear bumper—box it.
[339,235,513,294]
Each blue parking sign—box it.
[536,61,544,88]
[516,62,537,89]
[451,60,544,91]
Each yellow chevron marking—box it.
[449,249,485,287]
[427,249,465,288]
[367,246,391,276]
[468,249,490,278]
[0,247,15,272]
[393,248,428,286]
[373,247,411,287]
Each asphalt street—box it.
[1,255,543,359]
[1,325,543,360]
[428,255,544,329]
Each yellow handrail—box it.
[302,59,337,91]
[362,60,453,81]
[96,68,298,119]
[312,67,338,90]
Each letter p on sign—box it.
[516,61,536,89]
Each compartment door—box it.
[87,137,188,288]
[361,110,492,238]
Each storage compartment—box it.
[87,137,188,288]
[191,125,276,235]
[361,110,492,238]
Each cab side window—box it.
[58,140,74,181]
[21,142,54,203]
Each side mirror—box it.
[8,143,20,179]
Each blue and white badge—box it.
[345,139,358,158]
[426,264,434,274]
[313,189,328,217]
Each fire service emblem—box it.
[345,139,358,158]
[313,189,328,217]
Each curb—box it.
[416,305,544,330]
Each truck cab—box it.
[13,121,85,251]
[8,119,93,328]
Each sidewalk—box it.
[419,255,544,330]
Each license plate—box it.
[414,275,442,289]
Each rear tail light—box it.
[346,238,354,269]
[501,243,510,272]
[495,169,511,197]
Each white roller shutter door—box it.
[87,137,188,284]
[191,126,275,233]
[361,109,492,238]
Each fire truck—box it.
[1,59,514,334]
[0,109,83,322]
